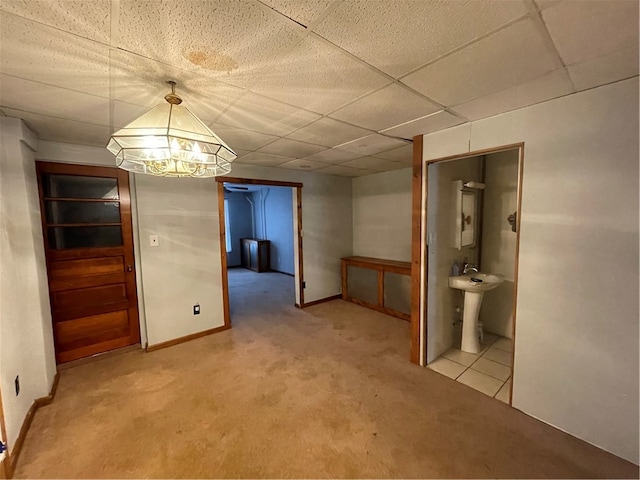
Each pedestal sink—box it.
[449,273,504,354]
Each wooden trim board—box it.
[410,136,424,365]
[146,325,230,352]
[215,177,303,188]
[301,294,342,308]
[4,372,60,478]
[217,182,231,328]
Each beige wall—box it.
[0,118,56,450]
[352,168,412,262]
[421,78,639,464]
[479,150,519,338]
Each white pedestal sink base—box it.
[461,291,484,354]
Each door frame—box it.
[411,141,525,404]
[215,177,304,327]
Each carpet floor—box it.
[13,269,638,478]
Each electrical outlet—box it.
[193,304,200,315]
[302,281,306,289]
[15,375,20,396]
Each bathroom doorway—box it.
[422,145,523,405]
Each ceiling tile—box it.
[542,0,639,66]
[0,13,110,97]
[0,75,109,126]
[233,149,252,159]
[250,35,390,114]
[112,101,151,129]
[402,18,558,106]
[338,156,407,172]
[329,83,441,131]
[381,111,464,138]
[534,0,562,11]
[373,144,414,163]
[1,108,111,147]
[259,0,334,27]
[207,124,279,151]
[1,0,111,43]
[335,133,409,156]
[118,0,304,88]
[217,91,320,136]
[450,69,574,121]
[258,138,325,157]
[314,164,376,177]
[299,148,361,164]
[568,45,640,92]
[286,117,372,147]
[314,0,528,78]
[109,50,245,124]
[277,158,329,171]
[234,151,293,167]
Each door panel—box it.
[37,162,140,364]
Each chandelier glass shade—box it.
[106,81,236,178]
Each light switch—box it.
[149,234,159,247]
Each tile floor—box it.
[428,333,513,403]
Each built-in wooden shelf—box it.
[341,256,411,321]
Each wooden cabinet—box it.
[240,238,270,272]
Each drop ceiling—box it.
[0,0,637,177]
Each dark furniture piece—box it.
[240,238,270,272]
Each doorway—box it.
[215,177,304,326]
[419,145,524,404]
[36,162,140,364]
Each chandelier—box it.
[106,81,236,177]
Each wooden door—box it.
[36,162,140,364]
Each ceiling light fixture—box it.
[106,80,236,178]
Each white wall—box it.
[254,187,294,275]
[0,118,57,451]
[224,191,253,267]
[352,168,412,261]
[479,150,519,338]
[426,157,482,363]
[421,78,639,464]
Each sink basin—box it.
[449,273,504,292]
[448,273,504,354]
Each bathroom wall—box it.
[352,168,412,261]
[420,78,639,464]
[426,156,482,363]
[0,118,57,451]
[479,150,519,338]
[224,191,253,267]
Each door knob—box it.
[127,265,133,272]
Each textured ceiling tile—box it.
[217,91,320,136]
[0,13,110,97]
[112,101,151,129]
[299,148,361,164]
[314,0,528,78]
[2,107,111,147]
[338,156,406,172]
[110,50,245,123]
[0,0,111,43]
[335,133,410,156]
[277,158,329,171]
[235,151,293,167]
[286,117,371,147]
[402,18,557,106]
[450,69,574,121]
[250,35,390,114]
[534,0,562,11]
[314,164,375,177]
[259,0,334,26]
[568,45,640,92]
[329,83,441,131]
[0,75,109,126]
[258,138,325,157]
[381,111,464,138]
[542,0,639,66]
[207,124,279,151]
[373,144,414,163]
[118,0,304,88]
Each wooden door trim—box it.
[414,142,525,406]
[216,177,304,327]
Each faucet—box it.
[463,263,479,275]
